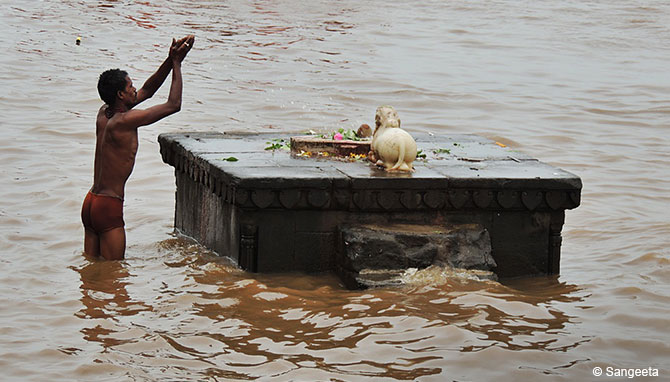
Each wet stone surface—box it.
[159,131,582,288]
[340,223,497,288]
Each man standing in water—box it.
[81,35,195,260]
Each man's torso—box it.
[91,105,139,199]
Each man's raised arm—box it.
[135,36,192,105]
[117,35,194,129]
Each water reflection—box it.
[72,256,152,349]
[140,239,587,379]
[65,236,589,379]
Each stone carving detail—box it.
[234,189,248,206]
[172,159,580,213]
[168,149,580,212]
[473,190,494,209]
[279,189,301,209]
[377,191,399,210]
[449,190,470,209]
[522,191,543,210]
[497,190,518,209]
[400,191,421,209]
[251,190,275,209]
[423,190,446,209]
[239,224,258,272]
[546,191,567,210]
[353,191,373,210]
[215,186,578,211]
[307,189,330,208]
[548,211,565,274]
[332,189,350,208]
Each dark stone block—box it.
[294,210,344,233]
[252,211,296,272]
[340,223,495,272]
[338,223,497,289]
[294,232,336,272]
[341,227,412,271]
[490,211,551,276]
[436,225,495,270]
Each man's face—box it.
[122,75,137,106]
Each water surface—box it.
[1,1,669,380]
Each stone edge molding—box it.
[159,134,581,213]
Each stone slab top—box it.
[159,131,582,211]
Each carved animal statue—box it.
[370,105,417,172]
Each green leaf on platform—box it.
[265,138,291,151]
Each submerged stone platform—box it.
[158,131,581,288]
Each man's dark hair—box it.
[97,69,128,106]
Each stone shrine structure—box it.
[158,131,581,288]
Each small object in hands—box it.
[76,36,81,45]
[356,123,372,138]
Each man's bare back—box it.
[82,35,195,260]
[92,104,139,199]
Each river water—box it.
[1,1,669,381]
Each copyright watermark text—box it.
[593,366,659,378]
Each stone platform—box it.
[158,131,581,288]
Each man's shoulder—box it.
[96,105,109,129]
[110,108,147,129]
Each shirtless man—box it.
[81,35,195,260]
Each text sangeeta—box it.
[606,367,659,378]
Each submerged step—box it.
[339,223,496,289]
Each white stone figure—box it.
[369,105,417,172]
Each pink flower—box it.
[333,132,343,140]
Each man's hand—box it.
[135,36,193,106]
[170,35,195,63]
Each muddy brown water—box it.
[1,1,669,381]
